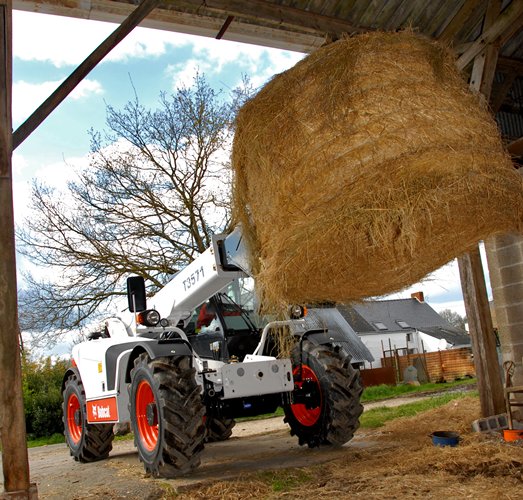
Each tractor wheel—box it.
[129,353,206,477]
[205,416,236,442]
[62,373,114,462]
[283,340,363,448]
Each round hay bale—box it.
[232,31,523,309]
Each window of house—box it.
[373,322,388,330]
[397,320,410,328]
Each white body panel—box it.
[72,336,149,399]
[73,337,295,424]
[147,236,244,325]
[105,234,245,338]
[203,358,293,399]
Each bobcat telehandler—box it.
[62,227,368,477]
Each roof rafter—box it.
[176,0,366,36]
[457,0,523,70]
[438,0,484,43]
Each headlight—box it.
[137,309,161,327]
[289,304,307,319]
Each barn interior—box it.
[2,0,523,496]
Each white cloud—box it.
[12,151,28,176]
[33,154,89,191]
[13,10,304,94]
[161,33,303,90]
[13,11,113,67]
[13,11,191,67]
[13,154,90,226]
[384,260,463,301]
[12,78,103,124]
[70,79,104,100]
[166,59,210,89]
[432,300,467,318]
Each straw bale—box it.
[232,30,523,308]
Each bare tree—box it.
[17,73,250,341]
[439,308,467,332]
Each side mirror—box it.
[127,276,146,312]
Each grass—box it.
[26,379,476,447]
[257,469,312,492]
[360,378,476,403]
[236,378,476,423]
[27,433,65,448]
[26,431,134,448]
[360,390,478,428]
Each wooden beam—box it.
[0,0,36,497]
[178,0,366,36]
[475,44,499,98]
[457,0,505,419]
[456,0,523,70]
[458,249,505,417]
[12,0,161,149]
[438,0,483,43]
[485,0,503,26]
[13,0,322,53]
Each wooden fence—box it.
[359,366,397,387]
[381,347,476,383]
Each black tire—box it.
[283,340,363,448]
[129,353,206,477]
[62,373,114,462]
[205,416,236,442]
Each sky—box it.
[10,9,488,349]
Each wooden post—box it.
[394,346,401,383]
[458,249,505,416]
[457,2,505,417]
[0,0,36,497]
[421,339,430,383]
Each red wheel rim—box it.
[67,392,82,445]
[290,365,321,426]
[135,380,159,451]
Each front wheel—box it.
[283,340,363,448]
[62,373,114,462]
[129,353,206,477]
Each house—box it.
[335,292,471,369]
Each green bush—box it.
[22,354,69,438]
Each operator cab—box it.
[186,278,268,361]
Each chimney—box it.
[411,291,424,303]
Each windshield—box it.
[218,277,266,331]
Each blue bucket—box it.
[431,431,460,447]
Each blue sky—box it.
[10,9,479,320]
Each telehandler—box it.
[62,228,368,476]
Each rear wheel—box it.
[129,353,206,477]
[283,340,363,448]
[62,373,114,462]
[205,416,236,442]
